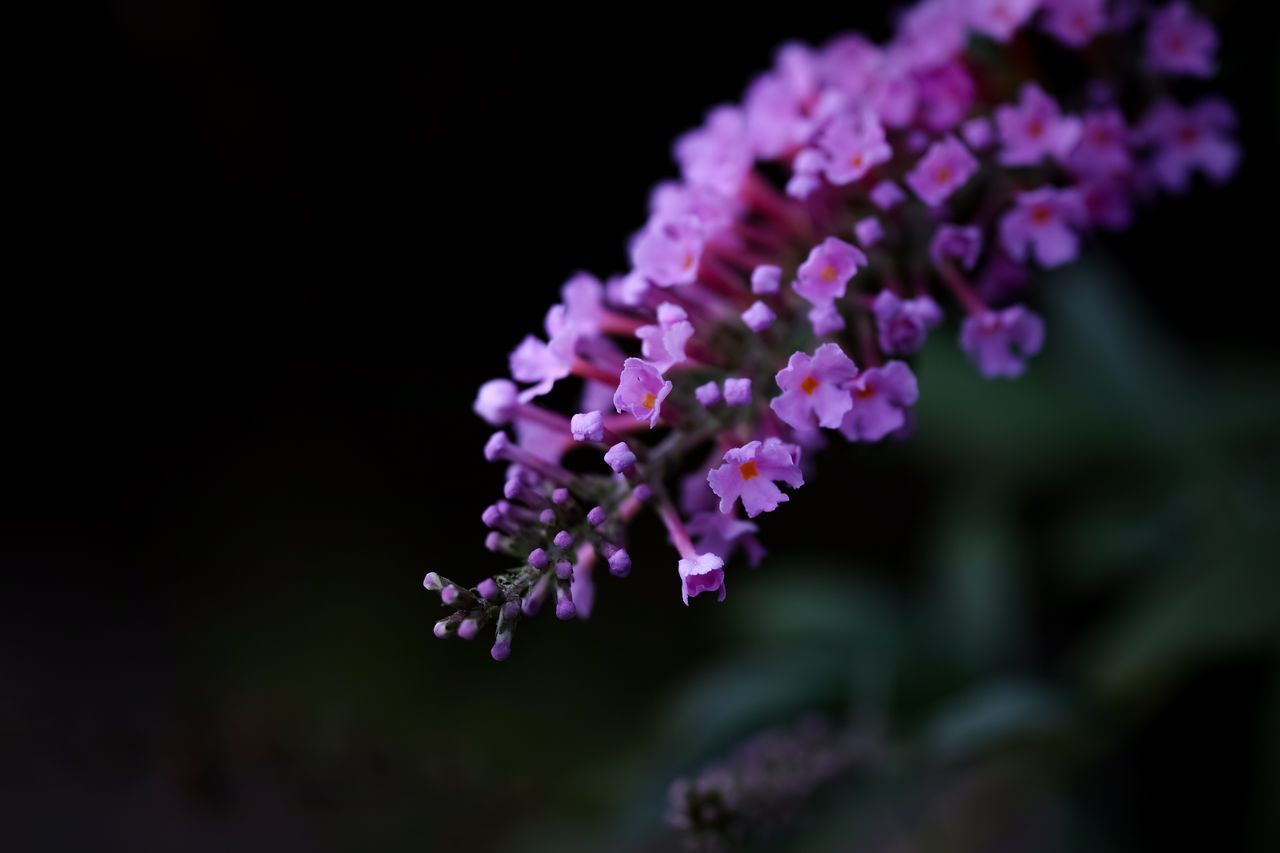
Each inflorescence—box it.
[429,0,1237,659]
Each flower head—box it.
[707,439,805,518]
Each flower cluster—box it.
[431,0,1237,658]
[665,718,878,852]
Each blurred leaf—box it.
[921,681,1074,764]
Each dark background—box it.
[5,2,1278,851]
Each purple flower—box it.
[854,217,884,248]
[999,186,1087,268]
[631,216,703,287]
[960,305,1046,378]
[930,224,983,270]
[794,237,867,306]
[741,301,777,332]
[1041,0,1107,47]
[839,361,920,442]
[785,148,826,199]
[815,111,892,185]
[707,439,804,518]
[724,377,753,406]
[1068,108,1133,177]
[1139,98,1239,193]
[687,511,765,568]
[474,379,519,425]
[906,135,979,207]
[571,410,604,442]
[808,303,846,336]
[871,290,943,355]
[1080,178,1134,231]
[604,441,636,473]
[870,180,906,210]
[1146,2,1217,78]
[751,264,782,294]
[996,83,1082,167]
[770,343,858,430]
[695,381,721,406]
[614,358,673,428]
[675,105,754,196]
[968,0,1043,43]
[962,116,995,150]
[916,61,977,132]
[677,552,727,605]
[509,335,571,402]
[637,302,696,372]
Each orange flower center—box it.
[738,460,759,481]
[800,375,820,395]
[1030,205,1053,224]
[642,392,657,409]
[820,264,838,282]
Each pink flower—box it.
[770,343,858,430]
[960,305,1046,378]
[677,552,727,605]
[1068,108,1133,177]
[1145,2,1217,78]
[675,105,754,196]
[1041,0,1107,47]
[613,358,673,428]
[1139,98,1239,193]
[839,361,920,442]
[741,301,777,332]
[637,302,696,372]
[751,264,783,294]
[630,216,703,287]
[968,0,1043,43]
[509,335,571,402]
[930,224,983,270]
[474,379,519,425]
[855,217,884,248]
[906,135,979,207]
[794,237,868,306]
[996,83,1082,167]
[870,179,906,210]
[815,111,892,185]
[872,291,943,355]
[707,439,804,518]
[999,186,1087,268]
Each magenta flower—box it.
[675,105,754,196]
[906,135,979,207]
[855,217,884,248]
[870,179,906,210]
[930,224,983,271]
[695,381,721,406]
[1146,2,1217,78]
[999,186,1087,268]
[962,116,995,150]
[1068,108,1133,177]
[1139,98,1239,193]
[614,358,673,428]
[815,111,892,185]
[960,305,1046,378]
[741,301,777,332]
[751,264,782,294]
[631,216,703,287]
[872,291,944,356]
[637,302,696,373]
[604,441,636,473]
[771,343,858,430]
[1041,0,1107,47]
[509,335,571,402]
[996,83,1082,167]
[968,0,1043,43]
[839,361,920,442]
[677,552,727,605]
[793,237,867,306]
[707,439,805,518]
[723,377,753,406]
[474,379,519,426]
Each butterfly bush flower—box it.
[432,0,1238,658]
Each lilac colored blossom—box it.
[1145,2,1216,78]
[785,148,826,199]
[916,62,976,132]
[839,361,920,442]
[473,379,518,426]
[808,303,846,337]
[631,216,703,287]
[1139,98,1239,192]
[707,439,805,518]
[996,83,1082,167]
[771,343,858,430]
[604,442,636,473]
[1080,178,1134,231]
[571,410,604,442]
[687,510,765,568]
[695,381,721,406]
[814,111,892,185]
[751,264,782,294]
[677,553,727,605]
[794,237,867,306]
[870,180,906,210]
[1041,0,1107,46]
[509,335,570,402]
[968,0,1043,42]
[1068,108,1133,177]
[614,358,673,428]
[930,224,983,270]
[675,105,754,196]
[637,302,695,372]
[854,217,884,248]
[999,186,1087,268]
[960,305,1046,378]
[871,291,944,356]
[741,301,777,332]
[724,378,753,406]
[962,116,995,150]
[906,135,979,207]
